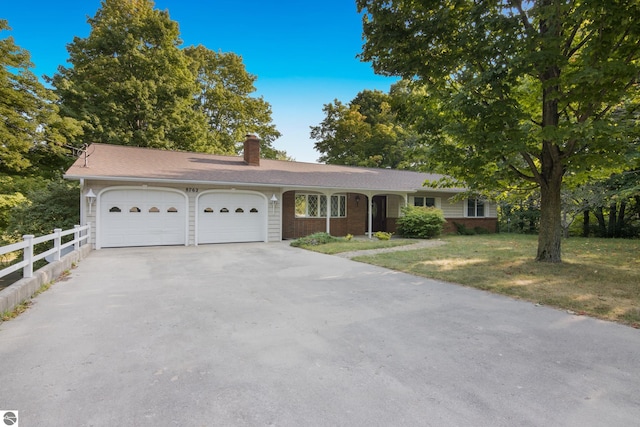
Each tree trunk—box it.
[594,207,607,236]
[537,161,563,262]
[536,2,563,263]
[616,201,626,237]
[582,210,590,237]
[608,203,617,237]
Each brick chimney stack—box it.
[243,134,260,166]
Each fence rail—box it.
[0,223,91,281]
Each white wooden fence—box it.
[0,223,91,280]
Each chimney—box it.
[243,134,260,166]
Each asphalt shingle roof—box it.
[65,143,462,193]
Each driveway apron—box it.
[0,243,638,426]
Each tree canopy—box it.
[310,83,421,168]
[51,0,210,152]
[357,0,640,262]
[186,45,282,157]
[0,20,81,175]
[51,0,282,157]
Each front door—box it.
[370,196,387,232]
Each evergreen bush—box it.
[397,206,445,239]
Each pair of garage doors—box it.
[99,188,267,248]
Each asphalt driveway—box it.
[0,242,638,426]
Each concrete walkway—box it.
[335,238,446,258]
[0,242,638,426]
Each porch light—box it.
[270,194,278,214]
[85,188,97,214]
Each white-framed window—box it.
[466,198,485,217]
[295,194,347,218]
[414,196,436,207]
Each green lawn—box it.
[301,234,640,327]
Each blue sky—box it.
[2,0,399,163]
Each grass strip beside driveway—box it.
[319,234,640,327]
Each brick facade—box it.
[283,192,368,239]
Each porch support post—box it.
[367,192,374,239]
[324,191,333,235]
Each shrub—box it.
[453,222,476,235]
[290,232,339,247]
[344,234,354,241]
[374,231,393,240]
[7,179,80,238]
[474,226,490,234]
[397,206,445,239]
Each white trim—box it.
[96,186,189,249]
[65,174,467,194]
[195,189,268,245]
[464,198,487,218]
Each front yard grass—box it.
[312,234,640,326]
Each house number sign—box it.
[186,188,199,193]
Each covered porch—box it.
[281,190,407,240]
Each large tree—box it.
[0,20,80,175]
[357,0,640,262]
[1,20,81,241]
[185,45,282,158]
[311,84,420,168]
[51,0,211,152]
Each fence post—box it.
[54,229,62,261]
[74,225,80,251]
[23,235,34,278]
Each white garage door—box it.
[198,192,266,244]
[100,188,187,248]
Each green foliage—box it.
[357,0,640,262]
[310,82,421,168]
[51,0,284,159]
[290,232,339,247]
[396,206,445,239]
[453,222,490,236]
[373,231,393,240]
[185,46,282,158]
[498,193,541,235]
[0,20,81,175]
[51,0,210,152]
[453,222,475,236]
[0,192,27,232]
[7,180,80,239]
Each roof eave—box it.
[64,174,466,194]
